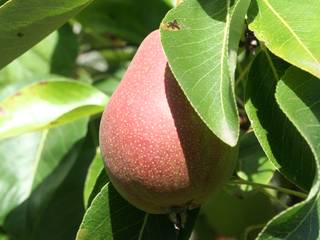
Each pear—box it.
[99,30,237,214]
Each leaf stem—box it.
[229,179,308,199]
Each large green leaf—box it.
[11,127,97,240]
[0,119,88,225]
[0,0,92,69]
[77,0,171,44]
[0,79,108,139]
[161,0,251,146]
[244,51,315,190]
[77,183,199,240]
[248,0,320,78]
[257,67,320,239]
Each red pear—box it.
[99,30,237,214]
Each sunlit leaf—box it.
[161,0,251,146]
[248,0,320,78]
[0,80,108,139]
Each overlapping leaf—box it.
[161,0,251,146]
[77,183,198,240]
[0,80,108,139]
[248,0,320,78]
[257,67,320,239]
[0,0,93,69]
[16,130,97,240]
[0,119,88,225]
[244,51,315,190]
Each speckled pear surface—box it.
[99,30,237,214]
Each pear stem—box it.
[229,179,308,199]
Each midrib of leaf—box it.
[28,129,48,195]
[0,0,11,10]
[261,0,320,65]
[264,49,279,80]
[219,0,231,130]
[137,213,149,240]
[284,194,318,239]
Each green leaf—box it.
[0,119,88,225]
[201,186,276,239]
[257,67,320,239]
[0,79,108,139]
[0,0,93,69]
[77,184,199,240]
[161,0,251,146]
[248,0,320,78]
[50,24,79,77]
[77,0,171,44]
[83,148,108,209]
[237,132,276,191]
[16,127,98,240]
[0,25,78,100]
[244,51,315,190]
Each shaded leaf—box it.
[0,80,108,139]
[201,186,276,239]
[248,0,320,78]
[237,132,275,191]
[0,119,88,225]
[22,126,97,240]
[161,0,251,146]
[77,0,171,44]
[77,184,199,240]
[0,0,93,69]
[244,51,315,190]
[257,67,320,239]
[50,24,79,77]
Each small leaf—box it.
[0,79,108,139]
[248,0,320,78]
[244,51,315,190]
[77,184,198,240]
[83,148,108,208]
[161,0,251,146]
[257,67,320,239]
[0,0,93,69]
[237,132,275,191]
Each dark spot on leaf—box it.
[17,32,24,38]
[161,19,181,31]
